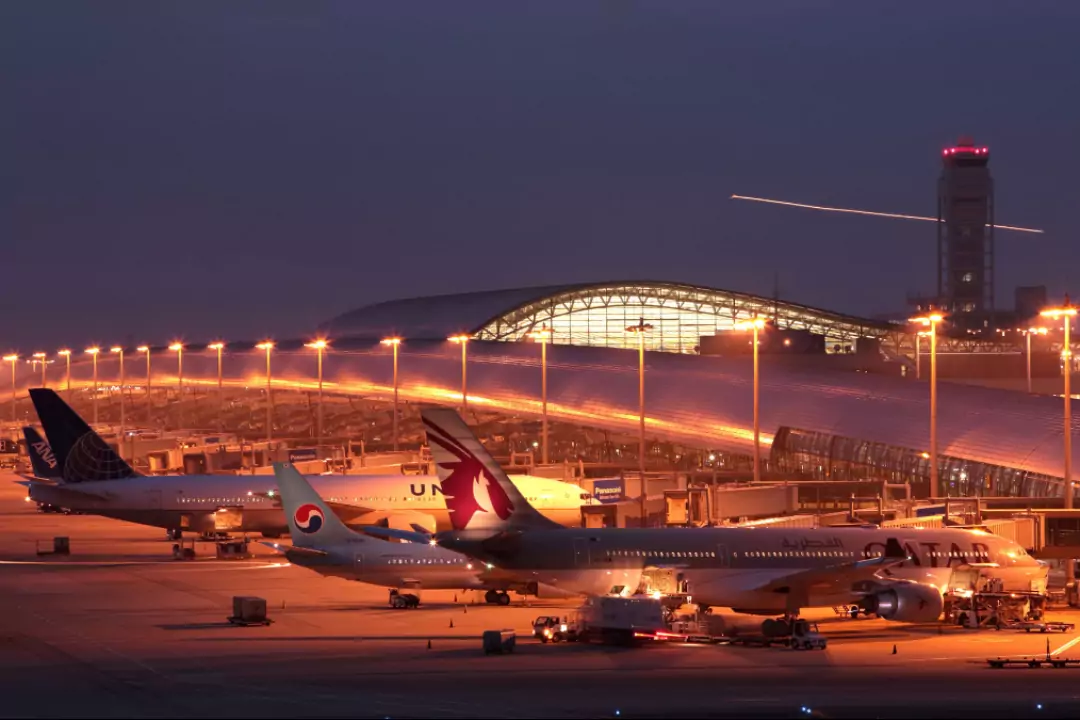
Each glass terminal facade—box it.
[771,426,1065,499]
[475,283,893,354]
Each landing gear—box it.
[166,529,183,541]
[484,590,511,606]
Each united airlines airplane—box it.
[401,407,1047,626]
[19,389,591,539]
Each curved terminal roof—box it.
[321,280,898,345]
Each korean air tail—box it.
[420,406,560,534]
[28,389,139,483]
[271,462,362,548]
[23,427,63,481]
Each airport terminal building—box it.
[10,280,1077,501]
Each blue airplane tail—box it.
[28,388,139,483]
[22,426,62,481]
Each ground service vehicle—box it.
[728,619,828,650]
[533,616,568,642]
[560,596,667,646]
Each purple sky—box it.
[5,1,1079,351]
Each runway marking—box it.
[1051,634,1080,656]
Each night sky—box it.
[6,1,1078,350]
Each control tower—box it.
[938,137,994,325]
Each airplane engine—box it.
[860,582,943,623]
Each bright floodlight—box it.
[378,337,400,347]
[207,342,225,351]
[909,313,944,326]
[733,318,766,331]
[32,352,46,359]
[256,341,275,351]
[2,354,17,362]
[1027,327,1049,335]
[136,346,149,353]
[1041,306,1078,319]
[110,346,123,354]
[57,349,71,356]
[84,347,100,355]
[168,343,184,352]
[307,339,330,349]
[447,334,471,343]
[529,326,552,341]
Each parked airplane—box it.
[266,462,570,606]
[21,389,592,539]
[404,407,1047,625]
[22,426,61,481]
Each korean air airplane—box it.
[399,407,1047,626]
[20,389,592,540]
[267,462,571,606]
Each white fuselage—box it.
[439,526,1048,613]
[27,473,592,535]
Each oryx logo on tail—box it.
[32,441,57,469]
[422,416,514,531]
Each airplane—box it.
[392,407,1048,627]
[22,426,62,481]
[266,461,573,606]
[21,388,594,540]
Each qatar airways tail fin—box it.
[420,406,560,534]
[23,427,62,482]
[271,462,361,548]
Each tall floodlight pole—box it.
[448,335,470,413]
[625,318,653,527]
[735,318,767,484]
[85,347,100,426]
[137,346,151,425]
[256,341,275,445]
[379,338,401,451]
[110,347,125,438]
[3,355,17,424]
[1024,327,1048,394]
[169,343,184,429]
[208,343,225,432]
[32,353,47,388]
[910,314,944,499]
[58,349,71,399]
[529,325,552,465]
[1041,302,1078,586]
[306,339,330,450]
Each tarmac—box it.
[3,472,1080,718]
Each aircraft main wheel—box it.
[484,590,498,604]
[497,592,511,606]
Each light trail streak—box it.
[731,194,1044,234]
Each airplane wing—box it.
[756,538,911,596]
[259,541,329,557]
[356,526,431,544]
[248,491,375,517]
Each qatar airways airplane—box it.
[385,408,1048,626]
[20,389,591,539]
